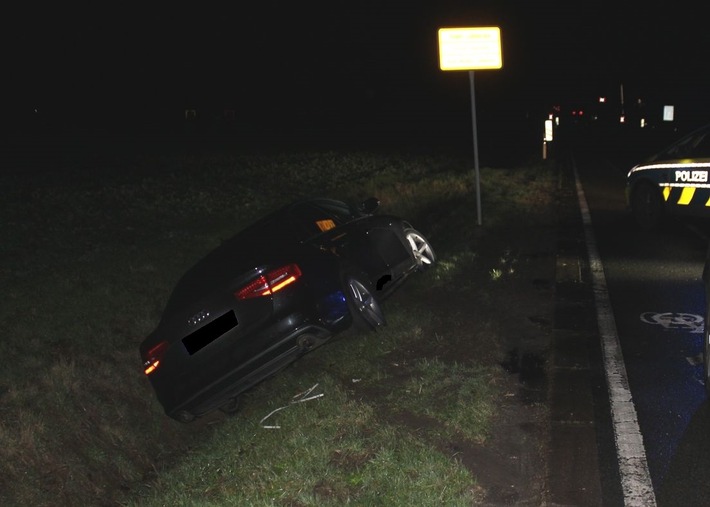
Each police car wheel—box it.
[705,309,710,396]
[631,182,663,231]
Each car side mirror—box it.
[358,197,380,214]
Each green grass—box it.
[0,145,557,506]
[131,378,480,506]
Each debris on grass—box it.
[259,383,324,429]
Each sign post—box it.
[438,27,502,226]
[468,70,481,225]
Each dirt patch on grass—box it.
[343,218,558,504]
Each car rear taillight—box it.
[235,264,302,300]
[143,340,168,375]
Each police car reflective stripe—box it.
[629,161,710,172]
[679,186,695,205]
[659,183,710,206]
[632,161,710,206]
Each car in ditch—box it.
[626,123,710,230]
[139,197,435,422]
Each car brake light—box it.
[143,340,168,375]
[235,264,302,300]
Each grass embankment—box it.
[0,145,557,506]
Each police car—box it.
[626,123,710,230]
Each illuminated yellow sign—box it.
[438,27,502,71]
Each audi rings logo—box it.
[188,309,210,327]
[639,312,704,334]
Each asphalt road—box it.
[572,140,710,506]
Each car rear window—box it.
[664,128,710,159]
[286,200,357,240]
[311,199,359,222]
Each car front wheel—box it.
[631,182,663,230]
[174,410,196,423]
[219,397,240,416]
[705,305,710,396]
[345,276,386,331]
[404,228,436,271]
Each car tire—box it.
[631,182,663,231]
[219,397,241,416]
[174,410,196,423]
[344,274,386,331]
[705,301,710,396]
[297,333,328,352]
[404,228,436,271]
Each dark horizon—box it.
[5,2,710,145]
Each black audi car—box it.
[139,197,435,422]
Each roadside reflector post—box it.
[438,26,503,226]
[543,118,554,160]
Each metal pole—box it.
[469,70,482,225]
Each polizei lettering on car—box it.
[674,170,709,183]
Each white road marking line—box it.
[573,163,657,506]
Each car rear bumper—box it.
[162,320,344,421]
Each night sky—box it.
[5,1,710,142]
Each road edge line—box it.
[573,162,657,506]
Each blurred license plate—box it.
[182,311,237,355]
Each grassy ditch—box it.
[0,144,558,506]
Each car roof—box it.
[240,197,359,239]
[161,198,357,314]
[650,123,710,162]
